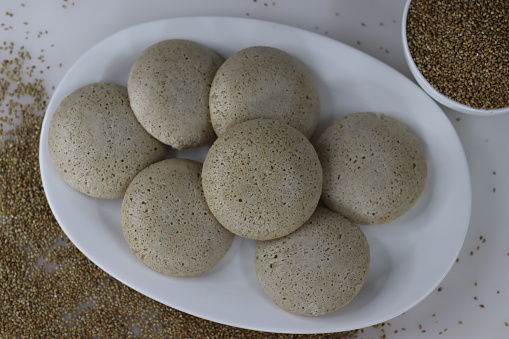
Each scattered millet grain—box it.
[406,0,509,110]
[0,43,361,338]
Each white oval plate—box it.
[39,17,471,334]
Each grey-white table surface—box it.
[2,1,508,338]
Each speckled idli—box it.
[128,39,223,149]
[48,82,167,199]
[255,206,370,316]
[121,158,235,277]
[202,118,322,241]
[209,46,320,139]
[315,112,427,225]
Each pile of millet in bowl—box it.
[405,0,509,112]
[48,39,427,317]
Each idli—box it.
[255,206,370,316]
[209,46,320,139]
[128,39,223,149]
[202,119,322,240]
[47,82,166,199]
[315,112,427,225]
[121,158,235,277]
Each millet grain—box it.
[406,0,509,110]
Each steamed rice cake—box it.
[121,158,235,277]
[209,46,320,139]
[47,82,166,199]
[315,112,427,225]
[255,206,370,316]
[128,39,223,149]
[202,119,322,240]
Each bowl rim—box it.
[401,0,509,116]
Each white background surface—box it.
[2,0,509,338]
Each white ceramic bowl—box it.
[402,0,509,116]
